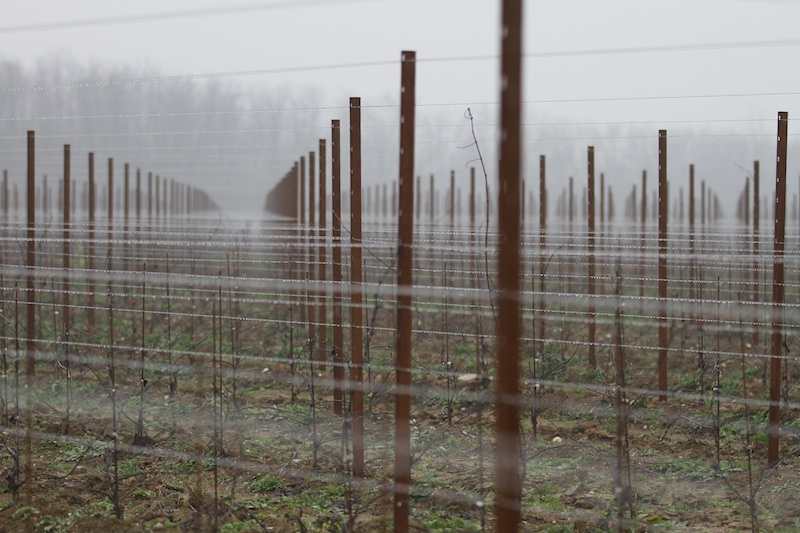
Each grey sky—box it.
[3,0,800,212]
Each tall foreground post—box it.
[658,130,668,400]
[394,50,416,533]
[587,146,596,368]
[25,131,36,506]
[318,140,328,374]
[768,111,788,465]
[300,157,306,327]
[349,97,365,478]
[496,0,523,530]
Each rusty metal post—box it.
[689,164,695,301]
[450,170,455,227]
[136,169,141,220]
[394,50,416,533]
[349,97,365,477]
[429,174,434,223]
[124,163,129,277]
[600,172,605,227]
[752,161,760,352]
[768,112,788,465]
[392,180,398,219]
[416,176,421,221]
[2,170,7,216]
[88,153,96,334]
[496,0,523,529]
[25,131,37,376]
[43,175,49,219]
[640,170,647,303]
[745,177,751,227]
[587,146,596,368]
[383,182,388,220]
[107,159,114,279]
[658,130,668,400]
[308,151,316,359]
[701,180,706,226]
[429,174,435,289]
[568,177,574,225]
[155,175,160,219]
[318,140,327,374]
[332,120,344,415]
[24,130,36,510]
[63,146,71,339]
[538,155,547,358]
[300,157,306,328]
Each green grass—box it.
[524,483,566,512]
[248,474,283,494]
[420,510,480,532]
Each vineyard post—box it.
[300,156,306,328]
[658,130,668,400]
[349,97,365,478]
[600,172,605,228]
[318,140,327,375]
[415,175,421,221]
[136,169,141,263]
[394,49,415,533]
[156,175,160,220]
[752,161,760,352]
[308,151,317,368]
[689,164,695,292]
[768,111,788,465]
[88,153,96,334]
[568,176,574,295]
[538,155,546,360]
[383,183,388,219]
[587,146,596,368]
[745,177,750,226]
[2,170,7,215]
[292,162,300,402]
[107,158,114,287]
[701,180,706,227]
[124,163,129,278]
[496,0,523,529]
[640,170,647,305]
[332,121,344,415]
[24,130,35,509]
[62,145,71,432]
[568,176,574,225]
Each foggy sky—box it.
[3,0,800,213]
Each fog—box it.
[1,0,800,213]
